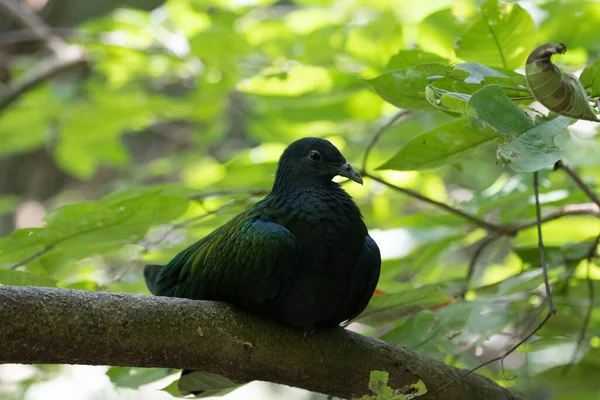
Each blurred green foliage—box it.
[1,0,600,399]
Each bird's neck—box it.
[271,172,336,196]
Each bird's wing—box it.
[339,235,381,323]
[150,212,302,308]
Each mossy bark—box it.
[0,286,522,399]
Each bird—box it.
[144,137,381,330]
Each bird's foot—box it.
[303,325,315,338]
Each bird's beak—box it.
[336,163,363,185]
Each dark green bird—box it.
[144,137,381,329]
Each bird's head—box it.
[273,137,363,190]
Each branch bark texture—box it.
[0,286,523,400]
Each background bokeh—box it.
[1,0,600,399]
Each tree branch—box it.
[555,160,600,209]
[364,173,514,235]
[0,286,523,400]
[0,0,62,54]
[0,49,87,112]
[0,0,88,112]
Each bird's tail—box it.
[143,264,163,295]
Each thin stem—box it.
[432,311,553,396]
[433,172,560,394]
[563,258,595,375]
[511,203,600,232]
[555,160,600,209]
[534,171,556,315]
[482,9,506,69]
[144,199,249,248]
[465,235,502,286]
[361,110,412,173]
[364,173,514,235]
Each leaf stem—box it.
[534,171,556,315]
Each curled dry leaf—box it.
[525,43,597,121]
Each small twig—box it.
[534,172,557,315]
[361,110,412,173]
[465,235,502,286]
[432,311,553,395]
[555,160,600,209]
[364,173,514,235]
[143,199,250,249]
[434,171,558,394]
[510,203,600,232]
[563,258,595,375]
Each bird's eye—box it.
[308,150,322,162]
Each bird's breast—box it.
[277,187,365,267]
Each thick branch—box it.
[0,286,522,400]
[0,49,87,112]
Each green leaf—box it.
[538,1,600,51]
[526,43,597,121]
[359,371,427,400]
[357,283,451,325]
[0,189,188,269]
[454,63,529,97]
[175,371,241,398]
[368,371,393,397]
[0,86,61,157]
[368,64,468,109]
[346,13,404,68]
[0,195,19,215]
[376,118,496,170]
[381,310,440,349]
[403,380,427,399]
[468,84,533,137]
[417,8,465,59]
[386,50,448,71]
[238,65,335,96]
[455,2,536,69]
[425,86,471,114]
[0,228,45,267]
[106,367,174,389]
[497,116,571,172]
[579,58,600,97]
[0,269,57,287]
